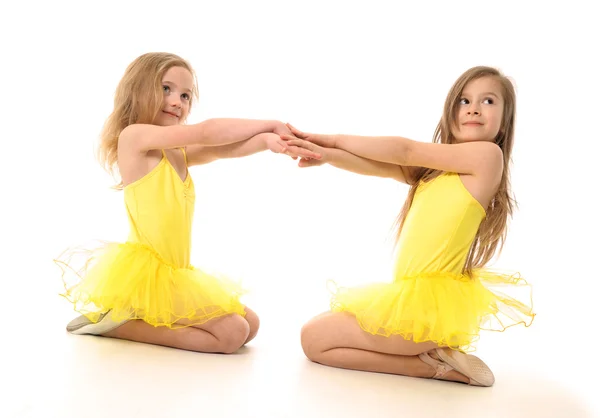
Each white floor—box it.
[3,279,597,418]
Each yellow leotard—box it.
[55,149,246,327]
[331,172,535,352]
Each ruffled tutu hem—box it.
[329,269,535,352]
[54,241,247,328]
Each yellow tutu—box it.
[55,241,247,327]
[55,149,247,328]
[330,269,534,352]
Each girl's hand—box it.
[264,133,322,160]
[272,121,293,138]
[280,136,329,167]
[285,123,337,148]
[297,157,326,168]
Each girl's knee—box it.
[300,312,340,361]
[217,314,250,354]
[243,307,260,343]
[300,320,322,361]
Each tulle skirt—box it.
[329,269,535,352]
[54,241,247,328]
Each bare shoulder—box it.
[119,124,157,149]
[117,126,162,187]
[459,144,504,209]
[118,124,148,160]
[471,141,504,176]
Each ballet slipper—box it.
[66,311,128,335]
[418,347,495,387]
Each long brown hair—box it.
[97,52,199,188]
[393,66,517,275]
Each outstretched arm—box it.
[281,124,413,183]
[119,118,289,155]
[285,124,502,178]
[334,134,502,177]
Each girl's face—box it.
[154,66,194,126]
[452,76,504,144]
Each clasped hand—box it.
[266,123,334,167]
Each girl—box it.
[281,66,535,386]
[54,52,320,354]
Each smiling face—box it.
[451,76,504,144]
[153,66,194,126]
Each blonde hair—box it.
[394,66,517,275]
[97,52,199,188]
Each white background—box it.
[1,0,599,417]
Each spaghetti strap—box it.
[181,147,188,166]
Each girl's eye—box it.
[163,85,170,93]
[459,98,469,105]
[182,93,190,100]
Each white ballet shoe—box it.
[419,347,495,387]
[66,311,129,335]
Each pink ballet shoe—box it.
[418,347,495,387]
[66,311,128,335]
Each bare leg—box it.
[301,312,469,383]
[103,306,259,354]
